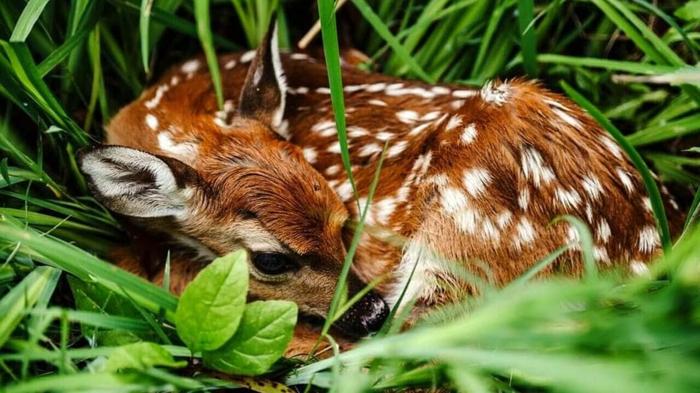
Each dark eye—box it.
[252,253,299,276]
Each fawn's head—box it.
[79,23,388,336]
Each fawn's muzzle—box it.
[335,291,389,337]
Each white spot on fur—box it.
[638,226,660,253]
[440,187,468,213]
[290,53,309,60]
[454,206,479,234]
[463,168,492,197]
[597,219,611,243]
[316,87,331,94]
[386,85,435,98]
[452,90,477,98]
[145,114,159,130]
[409,122,432,136]
[344,84,367,93]
[421,111,442,121]
[521,147,556,186]
[553,108,583,130]
[518,188,530,210]
[327,142,342,154]
[224,59,237,69]
[480,81,510,105]
[642,197,653,212]
[514,217,536,249]
[387,140,409,158]
[359,143,383,157]
[496,211,513,229]
[366,83,387,92]
[630,261,649,276]
[180,59,201,74]
[157,132,198,158]
[601,136,623,159]
[348,126,369,138]
[427,173,449,186]
[369,99,388,106]
[461,123,477,144]
[144,85,170,109]
[431,86,451,95]
[582,175,603,200]
[450,100,465,109]
[312,120,336,136]
[325,165,341,176]
[376,131,393,141]
[593,246,610,263]
[396,110,419,124]
[446,115,462,131]
[240,50,256,63]
[616,168,635,194]
[334,180,354,202]
[170,75,180,86]
[555,187,582,209]
[302,147,317,164]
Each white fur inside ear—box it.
[270,22,287,130]
[81,147,189,218]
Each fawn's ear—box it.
[237,20,287,133]
[79,146,200,218]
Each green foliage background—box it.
[0,0,699,392]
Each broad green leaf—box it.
[106,342,186,372]
[203,300,297,376]
[675,0,700,22]
[175,250,249,352]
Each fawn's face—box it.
[80,24,388,336]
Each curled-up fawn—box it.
[80,24,682,355]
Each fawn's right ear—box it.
[237,20,287,133]
[79,146,200,218]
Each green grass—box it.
[0,0,699,392]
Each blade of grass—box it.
[194,0,223,111]
[352,0,433,82]
[561,81,671,254]
[317,0,358,204]
[0,215,178,318]
[139,0,154,74]
[9,0,51,43]
[0,266,60,348]
[517,0,537,76]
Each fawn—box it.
[80,25,681,352]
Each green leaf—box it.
[675,0,700,22]
[175,250,249,352]
[106,342,186,372]
[203,300,297,376]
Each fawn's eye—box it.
[251,252,299,278]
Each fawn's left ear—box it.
[238,20,287,133]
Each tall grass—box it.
[0,0,698,392]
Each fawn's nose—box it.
[335,291,389,337]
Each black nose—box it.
[335,291,389,337]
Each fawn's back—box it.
[103,46,682,309]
